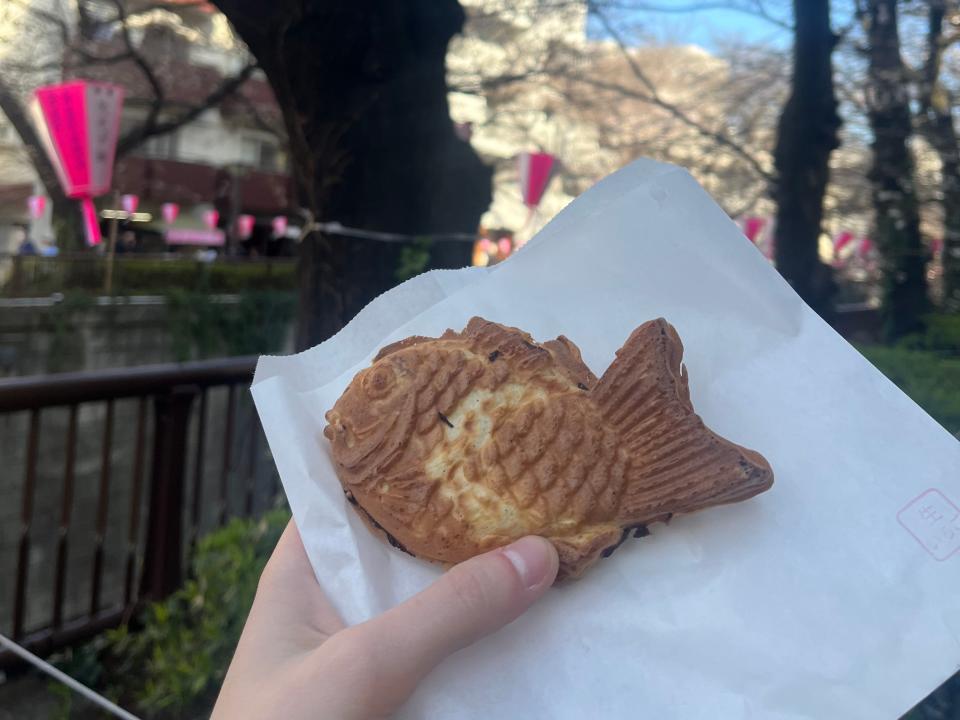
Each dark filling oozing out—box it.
[344,495,654,565]
[600,523,650,558]
[344,490,415,557]
[437,412,454,428]
[488,349,501,362]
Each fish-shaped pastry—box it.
[324,317,773,580]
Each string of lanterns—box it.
[26,91,558,257]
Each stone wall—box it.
[0,295,296,378]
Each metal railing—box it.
[0,356,276,667]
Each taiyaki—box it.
[324,317,773,580]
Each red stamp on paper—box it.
[897,489,960,561]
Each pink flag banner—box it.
[518,152,555,208]
[743,216,765,244]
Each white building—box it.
[0,0,289,254]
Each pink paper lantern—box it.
[121,193,138,215]
[27,195,47,219]
[271,215,288,237]
[236,214,255,240]
[30,80,124,246]
[743,216,765,244]
[518,151,555,208]
[497,237,512,257]
[478,238,493,254]
[161,202,179,224]
[834,231,854,254]
[202,209,219,230]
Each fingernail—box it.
[501,536,555,590]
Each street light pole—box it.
[104,191,120,294]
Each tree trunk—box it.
[864,0,930,339]
[0,77,87,250]
[772,0,841,320]
[213,0,492,349]
[0,79,63,203]
[918,0,960,312]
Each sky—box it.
[588,3,793,53]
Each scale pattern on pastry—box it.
[324,317,774,579]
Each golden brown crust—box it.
[324,317,773,580]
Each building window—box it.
[258,142,278,172]
[141,131,179,160]
[242,136,280,172]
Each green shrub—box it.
[395,237,432,282]
[44,292,95,373]
[54,508,290,719]
[899,313,960,357]
[115,259,296,295]
[165,289,296,361]
[858,345,960,435]
[1,257,296,297]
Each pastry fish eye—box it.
[361,363,397,399]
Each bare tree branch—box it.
[0,77,66,202]
[233,89,283,138]
[15,0,71,48]
[585,1,774,182]
[116,61,257,155]
[594,0,793,31]
[109,0,166,142]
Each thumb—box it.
[347,536,558,703]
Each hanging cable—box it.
[292,209,481,245]
[0,633,141,720]
[307,220,478,243]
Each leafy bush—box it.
[858,345,960,435]
[165,289,296,361]
[899,313,960,357]
[2,256,296,297]
[395,237,432,282]
[54,508,290,719]
[905,675,960,720]
[116,259,297,295]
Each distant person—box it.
[17,235,37,256]
[116,230,136,254]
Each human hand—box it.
[212,521,559,720]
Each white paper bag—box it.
[252,159,960,719]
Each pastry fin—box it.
[593,319,773,525]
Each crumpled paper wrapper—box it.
[252,159,960,719]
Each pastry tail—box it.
[592,319,773,525]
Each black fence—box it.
[0,357,277,667]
